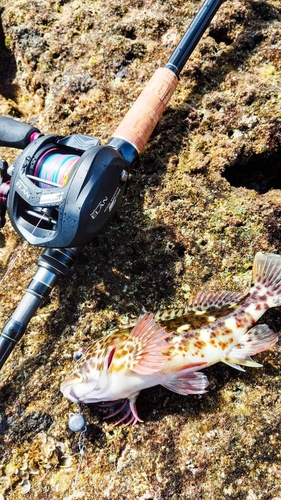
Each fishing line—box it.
[33,148,80,189]
[0,211,52,285]
[0,241,29,285]
[70,405,87,497]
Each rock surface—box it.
[0,0,280,498]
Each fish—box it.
[61,252,281,425]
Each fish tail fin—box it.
[253,252,281,307]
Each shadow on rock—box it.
[0,7,18,101]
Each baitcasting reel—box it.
[0,118,130,247]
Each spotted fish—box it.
[61,252,281,424]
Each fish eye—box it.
[73,348,85,361]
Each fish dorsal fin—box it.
[119,290,248,335]
[117,308,148,330]
[162,370,209,395]
[152,290,247,327]
[188,289,248,313]
[128,313,171,375]
[224,324,278,369]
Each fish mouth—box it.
[60,373,84,402]
[61,372,101,403]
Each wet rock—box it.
[0,0,280,499]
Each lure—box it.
[61,252,281,425]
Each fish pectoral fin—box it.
[162,370,209,396]
[129,313,171,375]
[227,324,278,360]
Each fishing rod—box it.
[0,0,225,369]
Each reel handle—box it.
[0,116,40,149]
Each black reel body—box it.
[7,134,129,247]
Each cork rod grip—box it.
[112,67,178,153]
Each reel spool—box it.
[6,133,129,247]
[33,148,80,189]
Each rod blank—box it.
[166,0,225,76]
